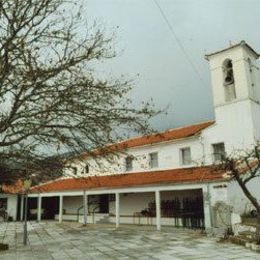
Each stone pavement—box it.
[0,221,259,259]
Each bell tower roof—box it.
[205,40,259,60]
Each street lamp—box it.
[23,179,32,246]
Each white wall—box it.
[251,101,260,142]
[227,176,260,215]
[64,136,205,178]
[203,43,260,162]
[207,46,257,107]
[63,195,101,214]
[0,194,18,221]
[63,196,83,215]
[202,100,256,165]
[61,190,203,217]
[109,190,202,216]
[59,43,260,225]
[59,43,260,177]
[208,183,228,206]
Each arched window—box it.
[223,59,236,101]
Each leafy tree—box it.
[219,146,260,244]
[0,0,157,183]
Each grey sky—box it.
[85,0,260,131]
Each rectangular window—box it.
[212,143,226,162]
[125,156,133,171]
[149,152,158,168]
[85,164,89,174]
[71,167,77,175]
[180,147,191,165]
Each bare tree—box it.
[219,146,260,244]
[0,0,158,183]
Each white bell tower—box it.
[205,41,260,149]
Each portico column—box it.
[83,191,88,225]
[59,195,63,223]
[37,194,42,222]
[20,195,24,221]
[115,193,120,228]
[155,190,161,231]
[202,185,212,230]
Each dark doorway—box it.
[42,197,59,220]
[99,194,109,213]
[16,195,21,221]
[27,197,37,220]
[26,196,59,220]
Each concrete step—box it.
[78,213,109,224]
[241,217,257,227]
[230,235,253,246]
[96,216,110,224]
[207,227,227,238]
[238,230,255,239]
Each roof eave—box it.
[205,41,260,61]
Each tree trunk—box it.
[256,210,260,245]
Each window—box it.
[149,152,158,168]
[180,147,191,165]
[212,143,226,162]
[71,167,77,175]
[85,164,89,174]
[125,156,133,171]
[223,59,236,101]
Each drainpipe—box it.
[207,183,213,228]
[199,136,206,165]
[23,193,28,245]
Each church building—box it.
[2,41,260,232]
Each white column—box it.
[37,194,42,222]
[83,191,88,225]
[20,195,24,221]
[155,190,161,231]
[59,195,63,223]
[203,186,212,230]
[115,193,120,228]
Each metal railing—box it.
[76,206,84,222]
[76,200,101,223]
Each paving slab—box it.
[0,221,259,259]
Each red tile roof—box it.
[31,166,226,193]
[78,121,215,158]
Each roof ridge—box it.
[118,120,215,143]
[76,120,215,159]
[162,120,215,133]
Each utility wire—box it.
[153,0,207,87]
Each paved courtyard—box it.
[0,221,259,259]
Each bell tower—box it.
[205,41,260,147]
[205,41,260,107]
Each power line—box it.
[153,0,207,87]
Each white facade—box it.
[3,42,259,231]
[64,43,260,180]
[0,194,18,221]
[59,42,260,222]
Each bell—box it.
[225,76,232,82]
[224,72,234,85]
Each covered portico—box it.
[28,166,226,231]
